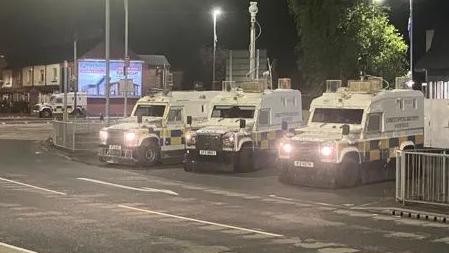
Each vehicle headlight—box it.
[99,130,108,144]
[320,143,335,158]
[124,132,139,147]
[223,132,235,147]
[281,142,293,153]
[185,131,197,146]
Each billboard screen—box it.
[78,59,143,97]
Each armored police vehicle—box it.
[278,79,424,188]
[184,79,303,172]
[98,90,222,166]
[33,92,87,118]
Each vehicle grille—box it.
[197,134,222,151]
[106,130,124,145]
[292,141,320,161]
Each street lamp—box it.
[212,8,222,90]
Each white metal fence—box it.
[396,150,449,207]
[52,120,117,152]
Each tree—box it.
[288,0,408,94]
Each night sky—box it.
[0,0,448,86]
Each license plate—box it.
[199,150,217,156]
[294,161,314,168]
[109,145,122,150]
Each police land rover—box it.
[278,79,424,188]
[98,90,222,166]
[33,92,87,118]
[184,79,303,172]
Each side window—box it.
[258,109,271,126]
[168,108,183,122]
[56,98,63,104]
[366,113,382,133]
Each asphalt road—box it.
[0,139,448,253]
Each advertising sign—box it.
[78,59,143,97]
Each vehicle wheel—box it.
[336,156,360,188]
[136,141,160,167]
[234,144,254,173]
[41,109,52,118]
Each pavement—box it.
[0,126,448,252]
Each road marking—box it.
[0,177,66,196]
[0,242,38,253]
[77,178,178,196]
[118,204,283,237]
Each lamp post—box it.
[124,0,129,117]
[212,8,221,90]
[105,0,110,124]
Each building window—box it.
[168,108,183,122]
[52,68,58,82]
[27,69,32,83]
[40,69,45,83]
[258,109,271,126]
[366,113,382,133]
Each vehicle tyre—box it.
[41,109,52,118]
[336,156,360,188]
[136,141,160,167]
[234,144,254,173]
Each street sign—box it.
[119,79,134,93]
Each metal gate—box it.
[396,150,449,207]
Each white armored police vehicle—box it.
[33,92,87,118]
[278,79,424,188]
[98,90,223,166]
[184,79,303,172]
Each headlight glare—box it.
[281,143,293,153]
[99,130,108,143]
[185,131,196,146]
[124,132,138,147]
[320,144,334,157]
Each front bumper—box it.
[98,145,137,165]
[184,149,238,171]
[279,158,340,188]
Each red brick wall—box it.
[87,97,138,117]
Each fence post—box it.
[72,122,76,151]
[401,151,406,205]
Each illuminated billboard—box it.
[78,59,143,97]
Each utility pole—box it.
[63,61,68,122]
[124,0,129,117]
[248,2,258,81]
[409,0,414,81]
[73,38,78,116]
[105,0,111,124]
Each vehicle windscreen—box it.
[133,105,166,117]
[311,108,364,124]
[49,96,56,103]
[211,105,255,119]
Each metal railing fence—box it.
[52,119,119,152]
[396,149,449,207]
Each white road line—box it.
[118,204,283,238]
[0,177,66,196]
[0,242,38,253]
[77,178,178,196]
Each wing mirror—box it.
[137,115,143,124]
[186,116,192,126]
[239,119,246,129]
[341,124,350,136]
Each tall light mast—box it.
[248,2,258,81]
